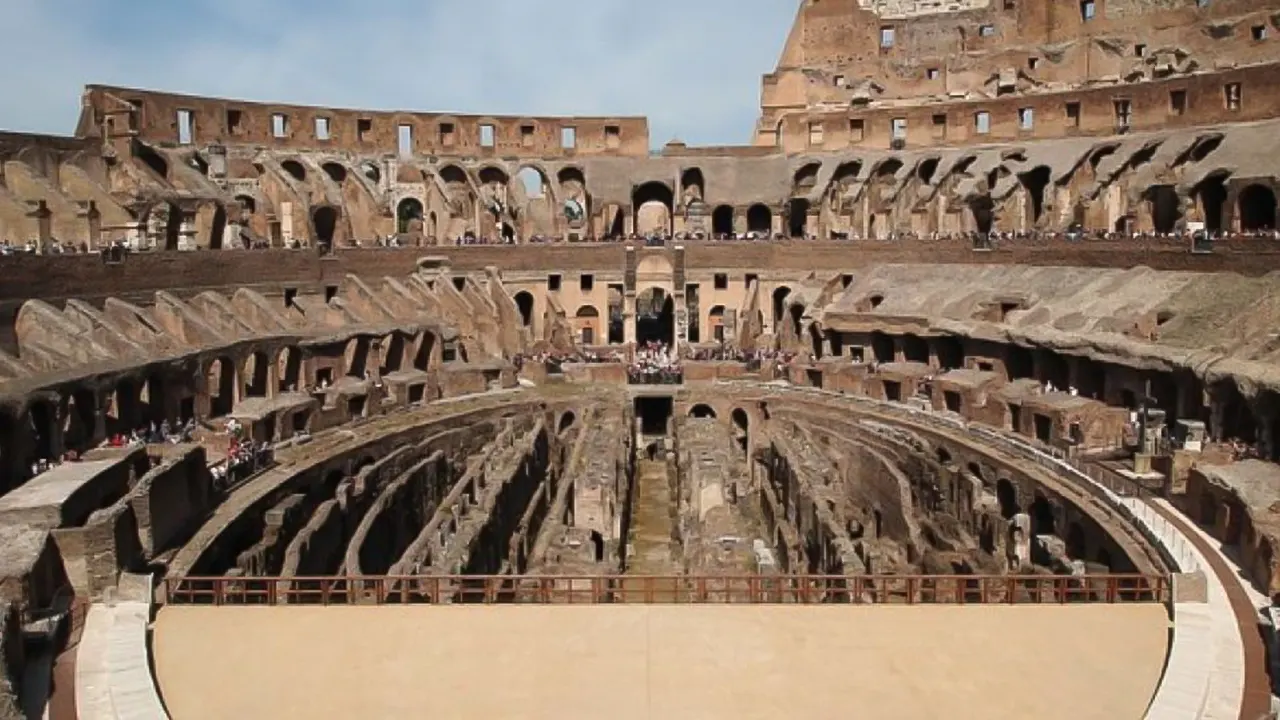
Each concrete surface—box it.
[154,604,1170,720]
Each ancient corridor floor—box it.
[625,456,678,576]
[154,604,1170,720]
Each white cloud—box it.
[0,0,795,147]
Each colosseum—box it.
[1,1,1280,718]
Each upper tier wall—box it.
[78,86,651,158]
[3,239,1280,310]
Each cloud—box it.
[0,0,795,147]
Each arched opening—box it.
[1193,175,1228,232]
[680,168,705,205]
[108,380,138,435]
[793,162,821,192]
[589,530,605,562]
[1029,493,1056,536]
[635,288,674,346]
[935,336,964,370]
[27,401,57,462]
[1018,166,1051,224]
[381,334,406,374]
[787,199,809,237]
[312,206,338,246]
[575,305,600,345]
[870,332,895,364]
[558,412,576,434]
[396,198,424,234]
[771,287,792,329]
[1066,522,1086,559]
[746,204,772,234]
[281,160,306,182]
[361,162,381,183]
[809,324,824,359]
[478,166,509,187]
[346,337,372,379]
[936,446,953,466]
[517,167,546,199]
[244,351,270,398]
[731,408,749,455]
[413,332,436,371]
[65,389,98,450]
[969,197,995,234]
[209,204,227,250]
[134,141,169,179]
[708,305,726,343]
[1146,185,1181,233]
[513,291,535,328]
[235,195,256,220]
[632,182,674,236]
[278,346,302,393]
[689,404,717,419]
[322,162,347,183]
[902,334,929,364]
[996,478,1019,520]
[163,204,182,251]
[1238,184,1277,231]
[918,158,940,184]
[712,205,734,235]
[207,357,235,418]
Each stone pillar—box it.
[623,293,637,345]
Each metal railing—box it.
[162,573,1169,606]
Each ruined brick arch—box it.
[1018,166,1053,226]
[1238,183,1277,231]
[1191,172,1230,232]
[380,333,407,374]
[746,204,773,234]
[711,205,734,235]
[310,204,341,247]
[688,403,717,419]
[360,161,382,184]
[477,165,510,187]
[792,162,820,192]
[205,356,237,418]
[243,350,271,398]
[321,161,348,184]
[632,181,674,236]
[680,167,705,205]
[280,159,307,183]
[412,331,437,372]
[276,346,302,393]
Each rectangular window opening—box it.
[1252,25,1267,40]
[1225,83,1242,110]
[357,118,372,142]
[439,122,455,146]
[1114,99,1132,127]
[1135,44,1147,57]
[974,111,991,134]
[177,109,194,145]
[1169,90,1187,116]
[561,127,576,149]
[979,24,996,37]
[548,274,562,291]
[714,273,728,290]
[849,119,865,142]
[1080,0,1095,21]
[931,114,947,138]
[580,274,594,291]
[605,125,621,149]
[315,117,330,141]
[926,68,939,80]
[1065,102,1081,127]
[479,124,495,147]
[808,121,825,146]
[398,124,414,157]
[520,125,535,147]
[1018,107,1034,130]
[226,109,243,135]
[880,27,895,48]
[284,288,298,308]
[271,113,288,139]
[891,117,907,140]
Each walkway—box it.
[626,457,678,576]
[74,602,168,720]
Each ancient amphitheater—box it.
[4,1,1280,719]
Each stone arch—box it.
[793,162,821,191]
[413,331,437,371]
[513,291,535,327]
[209,204,227,250]
[712,205,734,235]
[558,411,576,434]
[397,197,424,234]
[1239,184,1277,231]
[731,407,750,456]
[478,165,509,186]
[787,198,809,238]
[1029,492,1056,536]
[771,286,793,329]
[280,159,306,182]
[1144,185,1181,233]
[244,350,271,398]
[680,168,705,205]
[1192,173,1229,232]
[995,478,1019,520]
[321,162,347,183]
[517,166,547,199]
[689,404,717,419]
[632,181,674,236]
[746,204,772,234]
[312,206,339,246]
[345,337,372,378]
[277,346,302,393]
[207,356,236,418]
[1018,166,1051,225]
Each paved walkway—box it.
[75,602,168,720]
[155,604,1168,720]
[1148,499,1273,720]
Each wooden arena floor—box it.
[153,604,1170,720]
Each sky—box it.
[0,0,795,148]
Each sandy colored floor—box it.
[154,604,1169,720]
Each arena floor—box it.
[154,604,1169,720]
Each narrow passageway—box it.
[626,455,678,577]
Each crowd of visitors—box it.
[210,418,275,490]
[628,342,683,384]
[105,419,197,448]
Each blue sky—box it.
[0,0,795,147]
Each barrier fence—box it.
[162,573,1169,606]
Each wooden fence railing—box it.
[161,573,1170,606]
